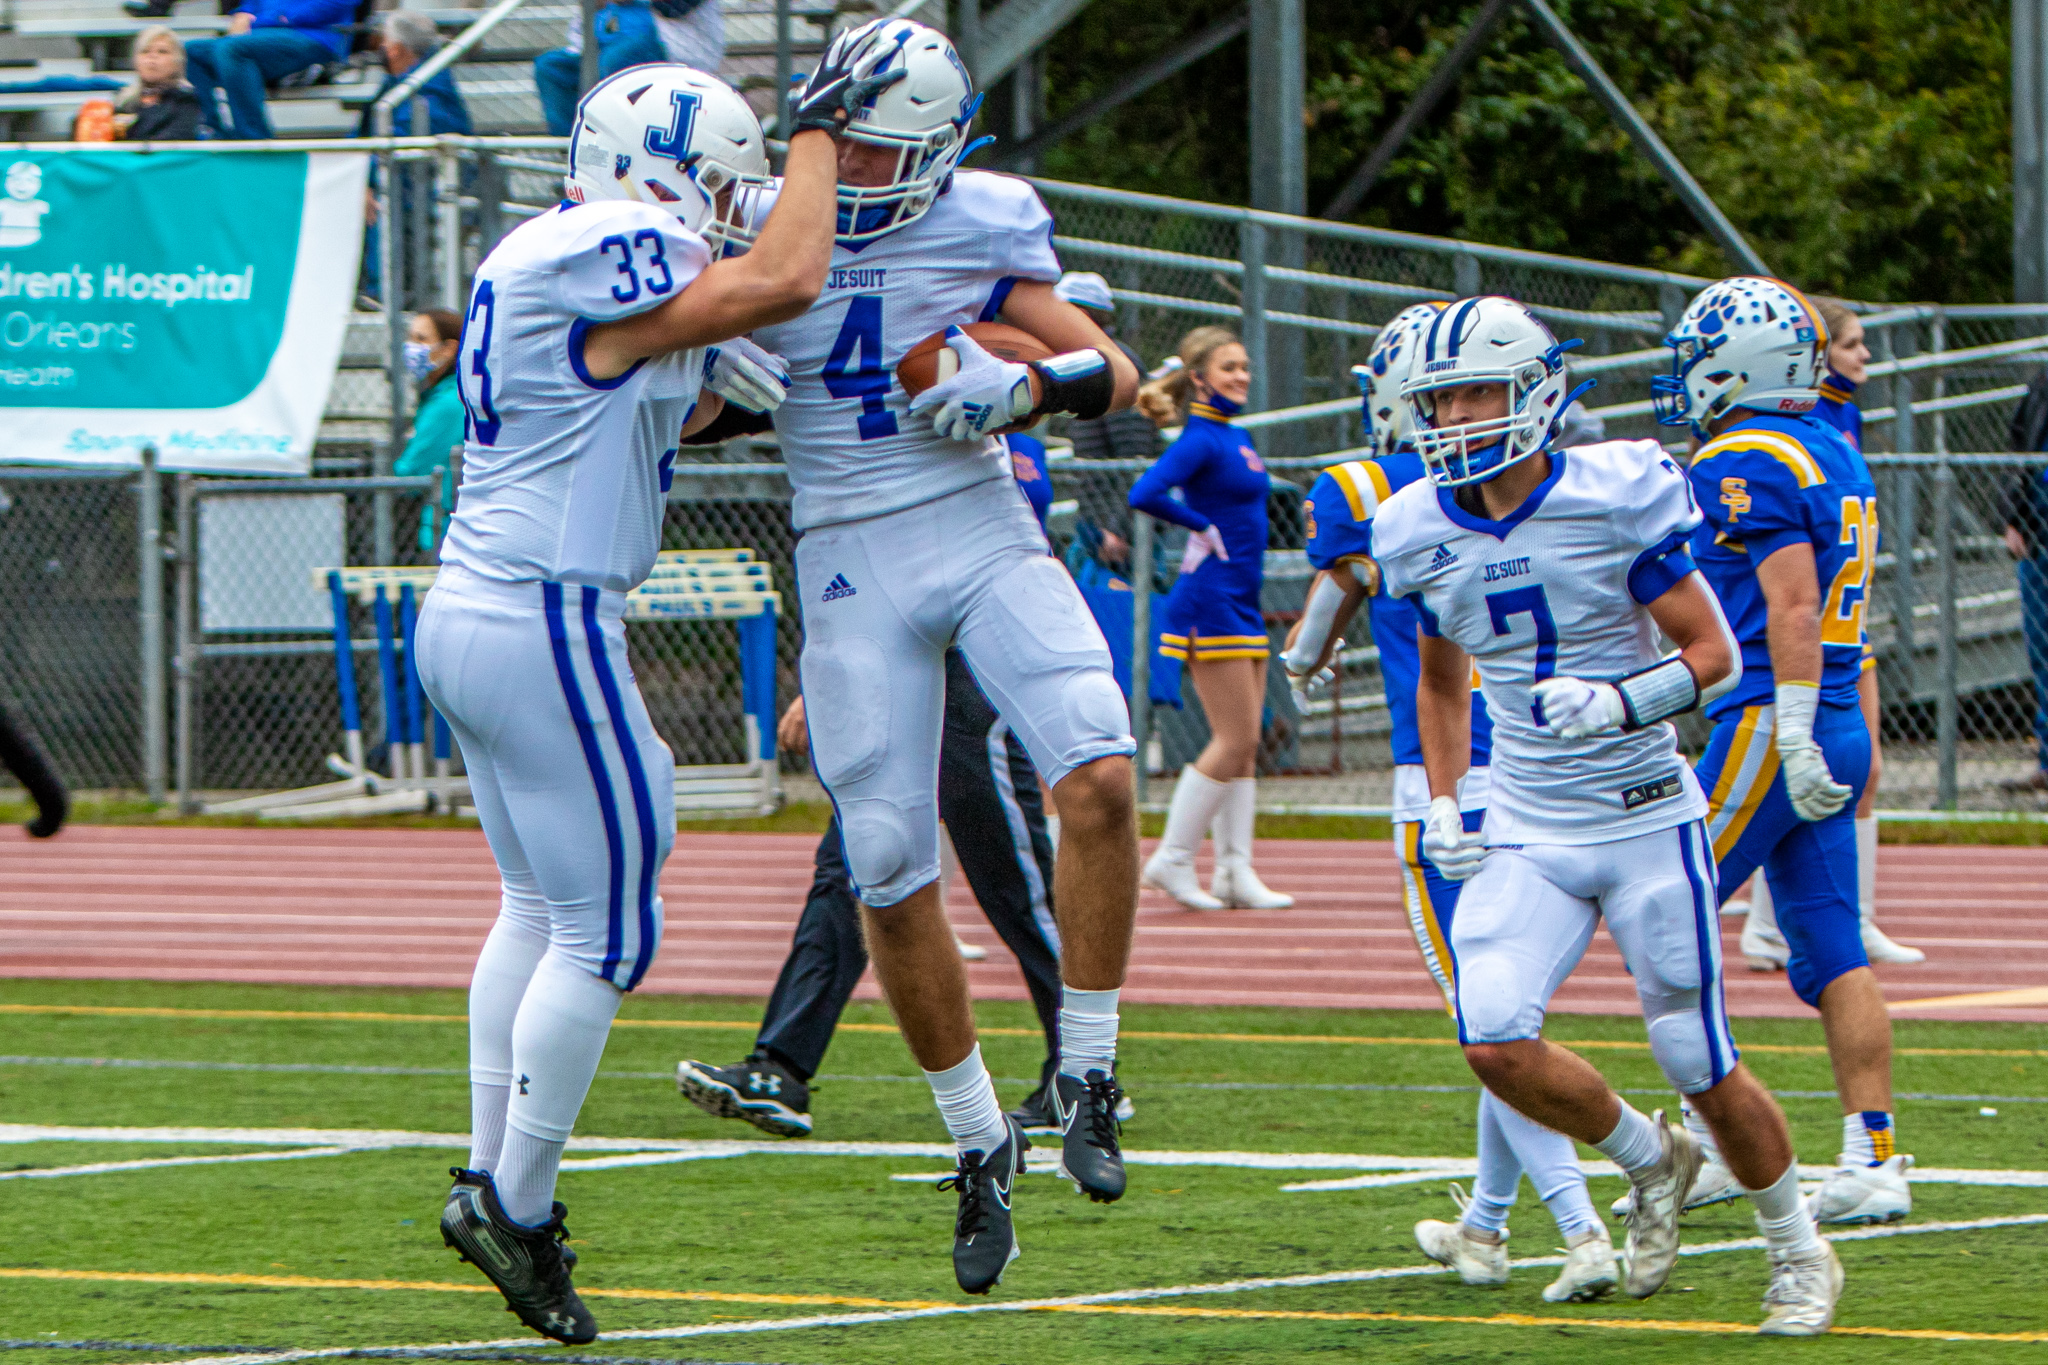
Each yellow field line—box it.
[6,1266,2044,1343]
[1891,986,2048,1011]
[3,1003,2044,1060]
[0,1267,947,1311]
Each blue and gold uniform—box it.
[1689,411,1876,1006]
[1813,370,1863,452]
[1130,401,1271,663]
[1304,449,1492,1010]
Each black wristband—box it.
[1028,349,1114,420]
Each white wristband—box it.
[1774,681,1821,752]
[1615,656,1699,730]
[1285,574,1348,675]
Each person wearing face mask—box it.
[394,308,464,549]
[1129,327,1291,911]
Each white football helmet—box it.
[1400,296,1591,486]
[821,18,984,242]
[566,64,772,256]
[1652,276,1829,436]
[1351,301,1447,455]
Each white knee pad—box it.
[802,635,894,791]
[1453,951,1544,1043]
[838,796,939,908]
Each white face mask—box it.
[403,340,434,383]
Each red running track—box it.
[0,825,2042,1023]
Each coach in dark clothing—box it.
[2002,377,2048,792]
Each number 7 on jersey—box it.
[1486,584,1558,724]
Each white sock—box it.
[1464,1090,1522,1236]
[1592,1099,1664,1175]
[1748,873,1778,935]
[466,910,550,1174]
[1856,814,1878,923]
[924,1043,1008,1156]
[498,1125,567,1227]
[1747,1161,1826,1259]
[498,950,624,1220]
[1058,985,1120,1080]
[1842,1111,1896,1167]
[1154,766,1227,863]
[1680,1100,1724,1166]
[1487,1089,1600,1240]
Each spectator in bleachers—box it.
[72,26,202,142]
[396,307,465,550]
[355,10,472,138]
[184,0,354,140]
[533,1,727,138]
[1055,271,1160,579]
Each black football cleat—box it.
[439,1168,598,1344]
[938,1117,1028,1295]
[1051,1068,1126,1203]
[1006,1081,1060,1135]
[676,1053,812,1137]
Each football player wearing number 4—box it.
[1374,295,1843,1336]
[749,18,1143,1297]
[425,49,892,1343]
[1649,277,1910,1230]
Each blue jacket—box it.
[358,66,473,137]
[1127,403,1270,571]
[235,0,355,61]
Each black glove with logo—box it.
[790,22,907,135]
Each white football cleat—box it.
[1861,922,1925,964]
[1414,1185,1509,1286]
[1758,1238,1843,1336]
[1741,919,1789,972]
[1610,1151,1745,1219]
[1141,850,1225,911]
[1542,1225,1619,1303]
[954,934,988,962]
[1620,1110,1703,1299]
[1210,860,1294,909]
[1810,1154,1913,1225]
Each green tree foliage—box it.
[1022,0,2010,302]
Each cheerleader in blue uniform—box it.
[1127,327,1291,910]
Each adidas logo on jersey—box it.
[821,573,857,602]
[1428,543,1459,571]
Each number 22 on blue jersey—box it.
[822,294,898,441]
[1486,584,1557,724]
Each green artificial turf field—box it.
[3,978,2046,1362]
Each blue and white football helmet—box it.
[1399,296,1590,487]
[1351,301,1446,455]
[821,18,984,242]
[1651,276,1829,437]
[566,64,772,256]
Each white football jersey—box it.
[442,200,711,593]
[751,170,1062,530]
[1374,440,1708,845]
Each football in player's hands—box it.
[897,322,1053,438]
[906,326,1049,442]
[1532,675,1627,738]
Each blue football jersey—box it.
[1304,450,1492,771]
[1688,412,1877,718]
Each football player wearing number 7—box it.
[1373,295,1843,1336]
[1656,277,1909,1230]
[748,17,1143,1297]
[425,48,891,1343]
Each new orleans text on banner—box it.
[0,150,368,475]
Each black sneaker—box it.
[676,1053,812,1137]
[1051,1068,1126,1203]
[438,1168,597,1344]
[938,1116,1028,1295]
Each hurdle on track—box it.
[202,550,782,821]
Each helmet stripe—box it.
[1443,297,1483,360]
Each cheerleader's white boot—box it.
[1141,766,1228,910]
[1209,778,1293,909]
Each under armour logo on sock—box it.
[517,1074,530,1095]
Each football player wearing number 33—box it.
[747,17,1143,1297]
[1371,295,1844,1335]
[421,47,891,1343]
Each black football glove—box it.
[790,22,908,135]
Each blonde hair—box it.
[1812,297,1858,349]
[128,24,186,94]
[1136,325,1242,426]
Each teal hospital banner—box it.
[0,150,368,474]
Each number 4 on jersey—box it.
[822,294,898,441]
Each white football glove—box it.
[1421,794,1487,881]
[702,338,791,414]
[907,327,1035,442]
[1775,682,1852,822]
[1531,675,1627,739]
[1283,641,1340,716]
[1179,524,1229,574]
